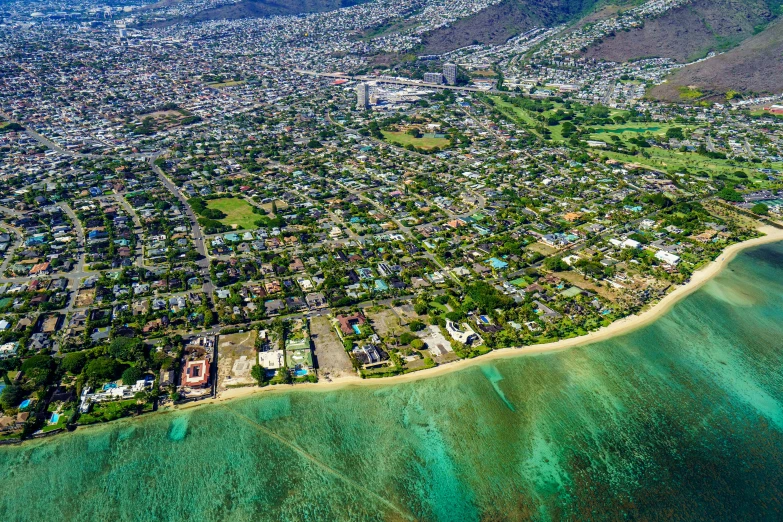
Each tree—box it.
[544,256,570,272]
[411,339,425,350]
[752,203,769,215]
[0,385,25,410]
[277,367,293,385]
[121,366,144,385]
[414,303,428,315]
[251,364,266,385]
[717,187,743,202]
[61,351,87,374]
[109,337,144,362]
[399,332,415,345]
[21,355,55,388]
[84,357,123,384]
[665,127,684,140]
[409,321,426,332]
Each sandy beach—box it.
[180,225,783,409]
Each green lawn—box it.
[597,148,771,180]
[206,198,258,230]
[487,95,776,181]
[428,301,448,313]
[382,131,450,150]
[489,96,540,127]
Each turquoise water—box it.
[2,243,783,520]
[352,324,361,335]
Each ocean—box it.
[2,243,783,521]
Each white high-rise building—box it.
[357,82,370,110]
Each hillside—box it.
[418,0,601,55]
[184,0,371,23]
[648,16,783,100]
[583,0,779,63]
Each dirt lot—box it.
[391,303,428,325]
[367,308,403,338]
[554,271,619,302]
[527,242,559,257]
[418,325,455,363]
[216,330,257,391]
[310,316,353,378]
[75,288,95,307]
[259,199,289,213]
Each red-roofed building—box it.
[29,262,51,276]
[181,359,210,388]
[337,312,366,335]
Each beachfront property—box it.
[178,335,216,396]
[258,350,285,370]
[181,359,210,388]
[336,313,367,337]
[285,319,314,377]
[445,321,481,346]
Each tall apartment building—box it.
[443,63,457,85]
[357,82,369,110]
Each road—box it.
[149,158,214,299]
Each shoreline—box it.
[181,225,783,409]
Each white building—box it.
[655,250,681,265]
[445,321,479,345]
[258,350,285,370]
[0,342,18,359]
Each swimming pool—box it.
[295,369,308,377]
[50,413,60,424]
[19,399,31,409]
[352,324,361,335]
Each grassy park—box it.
[206,198,258,230]
[382,130,450,150]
